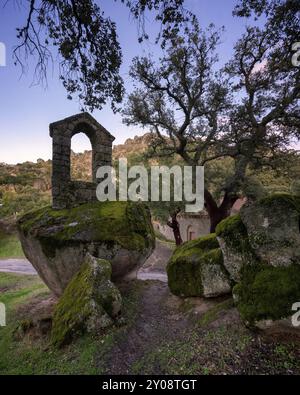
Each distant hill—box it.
[0,133,153,188]
[113,133,153,159]
[0,132,298,223]
[0,134,154,220]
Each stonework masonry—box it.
[50,113,115,209]
[153,212,211,242]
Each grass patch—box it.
[0,272,144,375]
[0,232,24,259]
[130,326,252,375]
[0,272,44,301]
[0,272,299,375]
[198,298,234,327]
[154,230,176,246]
[130,323,299,375]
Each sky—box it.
[0,0,252,164]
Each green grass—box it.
[0,272,144,375]
[130,322,300,375]
[198,298,234,327]
[0,272,299,375]
[154,230,176,246]
[130,327,252,375]
[0,232,25,259]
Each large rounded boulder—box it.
[17,201,155,296]
[217,194,300,332]
[167,234,231,298]
[233,263,300,331]
[167,194,300,335]
[51,254,122,347]
[240,194,300,267]
[216,214,258,282]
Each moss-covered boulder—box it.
[167,234,231,298]
[215,195,300,330]
[233,263,300,331]
[240,194,300,267]
[216,214,258,282]
[18,201,155,296]
[51,254,122,347]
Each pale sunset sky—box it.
[0,0,260,164]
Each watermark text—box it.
[96,159,204,213]
[292,42,300,67]
[0,42,6,67]
[292,302,300,327]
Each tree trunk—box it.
[204,189,238,233]
[167,210,183,246]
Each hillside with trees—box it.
[0,133,299,226]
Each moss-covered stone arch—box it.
[50,112,115,209]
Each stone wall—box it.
[178,212,211,242]
[49,113,115,209]
[154,199,247,243]
[154,212,211,242]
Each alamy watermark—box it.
[292,42,300,67]
[0,42,6,67]
[291,302,300,327]
[96,159,204,213]
[0,303,6,327]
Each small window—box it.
[70,133,92,182]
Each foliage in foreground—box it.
[0,272,299,375]
[0,273,142,374]
[0,232,24,259]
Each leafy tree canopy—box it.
[123,0,300,230]
[7,0,189,111]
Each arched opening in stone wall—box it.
[70,132,93,182]
[187,225,196,241]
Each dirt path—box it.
[0,258,37,275]
[1,242,299,374]
[102,272,237,375]
[102,278,300,375]
[0,239,172,279]
[136,239,174,282]
[103,280,191,374]
[102,240,194,373]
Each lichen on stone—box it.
[167,234,231,298]
[17,201,155,295]
[216,214,254,256]
[51,254,122,347]
[215,214,257,282]
[240,193,300,267]
[18,201,155,255]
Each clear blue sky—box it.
[0,0,251,164]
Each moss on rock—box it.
[215,215,257,282]
[233,264,300,327]
[240,193,300,267]
[259,193,300,213]
[169,233,219,264]
[216,214,254,257]
[167,234,231,298]
[167,243,204,297]
[18,201,155,256]
[51,254,122,347]
[17,201,155,295]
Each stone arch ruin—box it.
[49,112,115,209]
